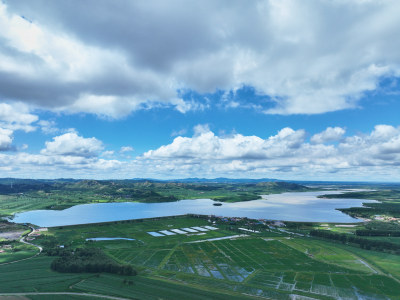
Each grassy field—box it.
[155,238,400,299]
[37,216,232,247]
[0,256,254,300]
[27,296,105,300]
[0,221,39,264]
[0,242,38,264]
[5,216,394,299]
[280,238,381,271]
[0,193,74,217]
[335,244,400,280]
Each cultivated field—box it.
[9,215,396,299]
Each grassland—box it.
[0,256,245,300]
[1,215,397,299]
[0,242,38,264]
[0,221,39,264]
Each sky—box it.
[1,0,400,181]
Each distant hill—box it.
[0,178,313,214]
[0,178,79,185]
[160,177,279,183]
[256,181,307,190]
[2,177,399,186]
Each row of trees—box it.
[310,230,400,253]
[356,230,400,237]
[50,248,136,276]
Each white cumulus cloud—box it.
[38,120,59,134]
[1,124,400,180]
[0,127,13,151]
[0,102,38,132]
[120,146,134,153]
[311,127,345,144]
[41,132,103,158]
[139,124,400,180]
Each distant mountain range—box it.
[133,177,280,183]
[0,177,399,186]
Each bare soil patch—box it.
[0,231,24,240]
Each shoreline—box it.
[9,213,369,229]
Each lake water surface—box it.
[12,190,375,227]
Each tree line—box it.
[356,230,400,237]
[310,230,400,253]
[49,247,136,276]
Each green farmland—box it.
[2,215,400,299]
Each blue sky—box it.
[1,0,400,181]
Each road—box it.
[0,226,42,266]
[19,226,43,252]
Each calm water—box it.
[11,190,375,227]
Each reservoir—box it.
[11,191,375,227]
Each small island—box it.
[213,202,222,206]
